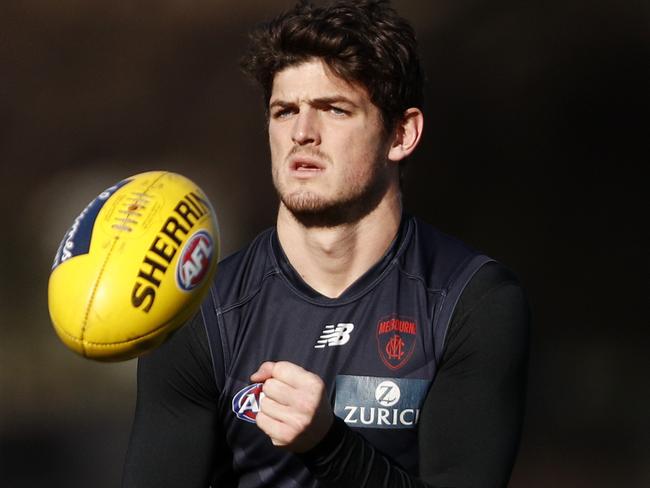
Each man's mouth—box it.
[291,158,325,172]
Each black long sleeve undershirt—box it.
[122,262,530,487]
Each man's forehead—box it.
[270,59,370,105]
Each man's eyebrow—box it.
[269,100,294,110]
[310,96,358,107]
[268,96,358,109]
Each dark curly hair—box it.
[241,0,423,132]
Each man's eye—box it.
[272,108,294,119]
[329,107,347,116]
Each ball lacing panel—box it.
[112,192,152,232]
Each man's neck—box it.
[276,190,402,299]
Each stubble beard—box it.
[274,153,392,229]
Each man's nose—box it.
[291,109,320,145]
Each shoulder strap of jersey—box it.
[432,254,495,364]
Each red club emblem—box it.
[386,334,405,360]
[376,315,417,370]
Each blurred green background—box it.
[1,1,647,486]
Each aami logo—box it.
[176,230,213,291]
[376,315,417,370]
[232,383,265,424]
[334,375,429,429]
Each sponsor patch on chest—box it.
[334,375,429,429]
[232,383,264,423]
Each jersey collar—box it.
[269,215,413,304]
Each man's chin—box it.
[277,167,391,228]
[280,194,342,228]
[281,191,325,212]
[280,193,380,229]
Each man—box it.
[123,1,529,487]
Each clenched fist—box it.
[251,361,333,453]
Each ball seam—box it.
[80,236,120,354]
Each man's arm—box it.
[417,263,529,486]
[288,262,530,487]
[121,313,228,487]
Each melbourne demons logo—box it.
[232,383,265,423]
[176,230,213,291]
[376,315,417,370]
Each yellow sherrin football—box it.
[48,171,220,361]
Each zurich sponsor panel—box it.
[334,375,429,429]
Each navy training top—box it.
[123,215,530,487]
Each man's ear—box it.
[387,108,424,162]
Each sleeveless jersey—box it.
[201,215,492,487]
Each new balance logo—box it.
[314,323,354,349]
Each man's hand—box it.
[250,361,333,453]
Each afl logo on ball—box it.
[176,230,214,291]
[232,383,265,424]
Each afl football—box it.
[48,171,219,361]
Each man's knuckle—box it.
[272,362,286,377]
[263,378,276,393]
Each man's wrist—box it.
[298,415,347,466]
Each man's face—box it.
[268,58,395,227]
